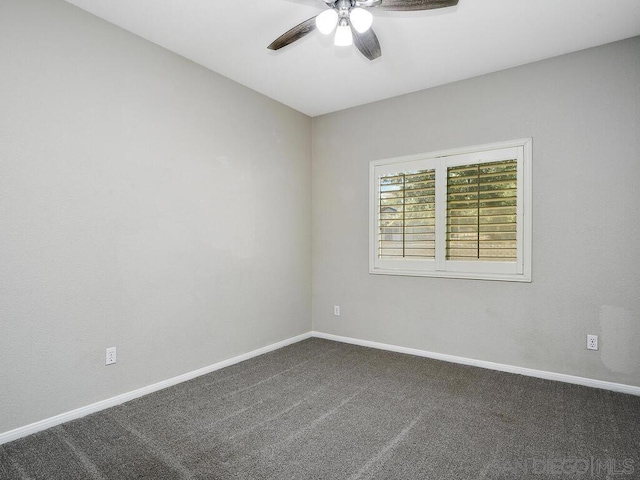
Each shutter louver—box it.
[446,160,517,262]
[379,169,436,259]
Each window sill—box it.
[369,267,531,283]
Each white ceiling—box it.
[63,0,640,117]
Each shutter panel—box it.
[379,169,435,259]
[446,160,517,261]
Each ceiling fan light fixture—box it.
[349,7,373,33]
[316,9,339,35]
[268,0,460,61]
[334,19,353,46]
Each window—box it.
[370,139,531,282]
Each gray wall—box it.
[0,0,311,433]
[2,0,638,439]
[312,37,640,387]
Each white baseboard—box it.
[0,332,312,446]
[3,330,638,445]
[311,331,640,397]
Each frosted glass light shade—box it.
[334,23,353,46]
[349,8,373,33]
[316,9,338,34]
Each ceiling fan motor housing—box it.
[336,0,353,13]
[325,0,381,7]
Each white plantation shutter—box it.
[379,170,436,259]
[446,160,517,262]
[370,139,531,282]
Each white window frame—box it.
[369,138,532,282]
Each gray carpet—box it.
[1,338,639,479]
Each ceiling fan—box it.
[268,0,459,61]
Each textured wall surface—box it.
[312,37,640,387]
[0,0,311,433]
[2,0,639,440]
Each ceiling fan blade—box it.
[352,26,381,61]
[268,16,317,51]
[374,0,458,11]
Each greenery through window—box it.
[446,160,517,261]
[379,169,435,259]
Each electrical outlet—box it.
[586,335,598,351]
[106,347,117,365]
[334,305,340,316]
